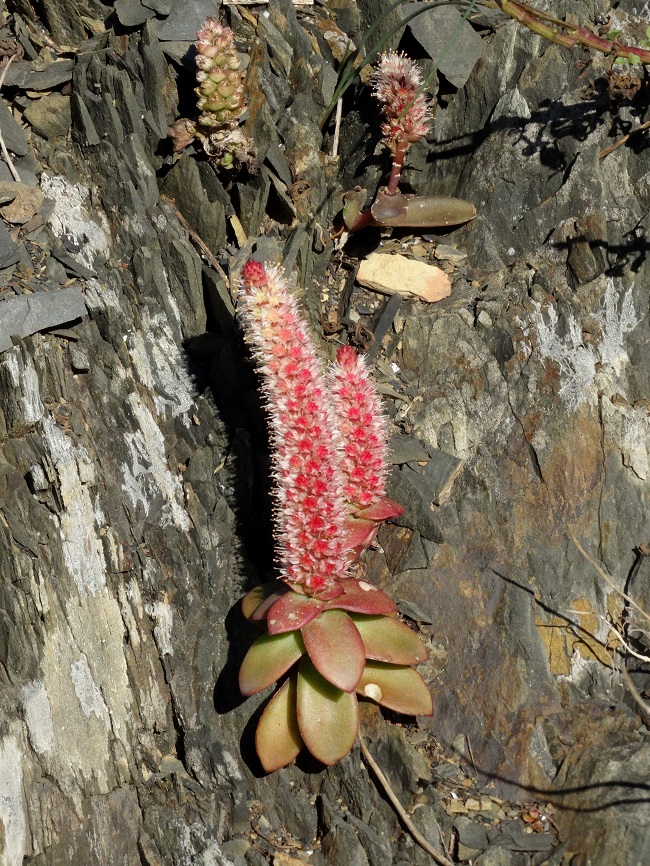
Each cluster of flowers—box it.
[169,18,255,171]
[237,261,431,771]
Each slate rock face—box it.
[0,2,648,866]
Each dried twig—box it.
[359,733,454,866]
[569,533,650,626]
[331,97,343,158]
[0,54,20,182]
[600,119,650,159]
[160,195,231,290]
[621,665,650,718]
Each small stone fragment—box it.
[357,253,451,303]
[155,0,220,41]
[23,93,72,139]
[0,182,44,224]
[115,0,156,27]
[0,99,28,157]
[0,222,23,269]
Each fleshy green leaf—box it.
[326,578,398,616]
[296,656,359,766]
[350,614,428,665]
[255,675,303,772]
[239,630,305,696]
[371,190,476,228]
[302,609,365,692]
[241,581,288,622]
[356,661,433,716]
[266,592,325,634]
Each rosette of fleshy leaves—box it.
[240,578,432,771]
[168,17,255,171]
[236,260,432,772]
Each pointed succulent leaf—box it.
[343,517,377,552]
[349,614,428,665]
[239,630,305,696]
[356,661,433,716]
[301,609,365,692]
[241,581,289,622]
[327,578,398,616]
[296,656,359,766]
[255,675,303,772]
[266,592,325,635]
[354,497,405,521]
[342,187,368,231]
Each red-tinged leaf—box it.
[256,675,303,772]
[266,592,325,635]
[310,579,344,601]
[349,614,428,665]
[302,609,365,692]
[296,656,359,766]
[342,516,377,551]
[354,497,405,521]
[239,631,305,696]
[241,581,288,622]
[356,661,433,716]
[327,578,398,616]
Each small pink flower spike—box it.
[328,345,404,555]
[329,345,389,508]
[372,52,432,194]
[239,261,351,595]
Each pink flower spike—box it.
[372,52,432,150]
[372,52,432,194]
[239,261,351,594]
[328,345,390,511]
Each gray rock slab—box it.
[388,433,430,464]
[0,285,87,353]
[1,58,74,90]
[0,99,28,157]
[155,0,220,41]
[388,464,444,542]
[0,222,23,269]
[115,0,156,27]
[402,3,485,89]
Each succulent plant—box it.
[168,17,255,171]
[343,51,475,234]
[240,578,432,771]
[235,260,432,771]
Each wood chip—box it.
[356,253,451,303]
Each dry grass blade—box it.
[569,533,650,627]
[359,733,454,866]
[0,54,20,182]
[621,666,650,718]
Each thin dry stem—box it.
[569,533,650,627]
[621,665,650,718]
[600,119,650,159]
[0,54,21,183]
[332,97,343,158]
[359,733,454,866]
[160,195,231,293]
